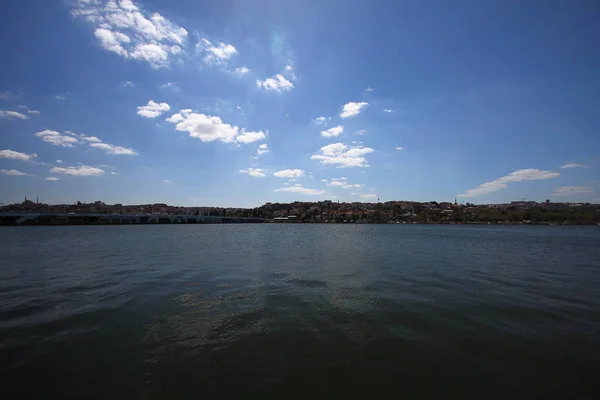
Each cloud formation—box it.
[551,186,593,196]
[274,169,304,178]
[275,184,325,195]
[137,100,170,118]
[45,176,59,181]
[321,125,344,138]
[239,168,266,177]
[50,165,105,176]
[340,102,368,118]
[459,169,560,197]
[0,149,37,162]
[35,130,80,147]
[89,142,138,155]
[235,66,250,75]
[561,163,587,169]
[257,143,269,155]
[1,169,30,176]
[197,38,238,65]
[166,109,265,144]
[256,74,294,92]
[325,177,361,188]
[72,0,188,68]
[311,142,374,168]
[0,110,29,120]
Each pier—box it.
[0,212,268,226]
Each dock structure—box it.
[0,212,268,226]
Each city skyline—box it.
[1,0,599,207]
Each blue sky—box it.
[1,0,599,207]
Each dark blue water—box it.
[1,225,599,398]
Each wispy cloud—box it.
[0,149,37,162]
[235,66,250,75]
[561,163,588,169]
[45,176,59,181]
[383,109,394,113]
[239,167,266,177]
[315,116,329,125]
[50,165,105,177]
[275,184,325,195]
[1,169,30,176]
[325,177,361,189]
[72,0,188,69]
[257,143,269,155]
[0,110,30,120]
[551,186,593,196]
[89,142,138,155]
[395,147,403,151]
[340,102,368,118]
[197,38,238,65]
[35,130,79,147]
[459,169,560,197]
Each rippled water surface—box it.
[1,225,600,398]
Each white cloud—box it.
[164,179,170,183]
[235,66,250,75]
[257,143,269,155]
[459,169,560,197]
[395,147,403,151]
[315,116,329,125]
[360,193,378,200]
[1,169,30,176]
[94,28,128,56]
[321,125,344,138]
[137,100,170,118]
[197,38,238,65]
[236,130,267,144]
[45,176,59,181]
[56,160,63,163]
[89,142,138,155]
[0,110,29,120]
[383,109,394,113]
[355,129,367,136]
[552,186,593,196]
[311,142,375,168]
[0,149,37,162]
[35,130,79,147]
[166,109,265,144]
[561,163,587,169]
[340,102,368,118]
[27,110,40,115]
[256,74,294,92]
[72,0,188,68]
[365,87,374,92]
[326,178,361,189]
[81,135,102,143]
[55,95,66,100]
[283,64,297,80]
[239,168,266,177]
[275,185,325,195]
[161,81,180,91]
[274,169,304,178]
[110,171,120,175]
[50,165,104,176]
[123,81,134,87]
